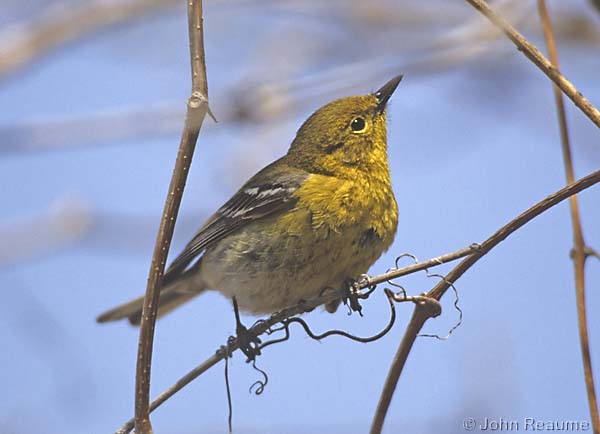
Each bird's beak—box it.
[374,74,403,113]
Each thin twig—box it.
[134,1,209,433]
[537,1,600,432]
[369,169,600,434]
[116,169,600,434]
[363,243,481,287]
[463,0,600,128]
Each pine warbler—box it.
[98,75,402,324]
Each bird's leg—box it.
[342,278,363,316]
[232,297,261,362]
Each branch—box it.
[369,169,600,434]
[0,102,185,155]
[0,195,91,267]
[134,1,209,433]
[369,297,441,434]
[363,244,481,287]
[463,0,600,129]
[537,1,600,432]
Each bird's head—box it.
[286,75,402,178]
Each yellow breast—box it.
[292,173,397,242]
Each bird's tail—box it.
[96,278,205,326]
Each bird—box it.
[97,75,402,327]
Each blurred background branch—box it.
[0,0,180,78]
[3,0,600,153]
[0,195,92,267]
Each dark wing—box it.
[163,158,308,284]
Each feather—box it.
[163,157,308,283]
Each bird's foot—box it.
[232,297,261,362]
[342,278,363,316]
[236,322,262,362]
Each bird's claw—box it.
[343,278,363,316]
[231,297,262,362]
[236,323,262,362]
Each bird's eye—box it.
[350,117,367,133]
